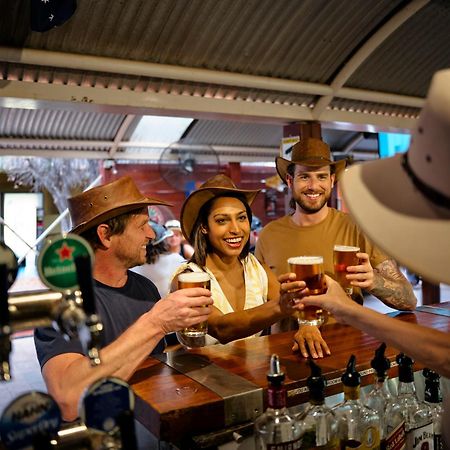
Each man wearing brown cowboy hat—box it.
[288,68,450,449]
[255,137,417,358]
[34,177,212,433]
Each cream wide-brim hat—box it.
[341,69,450,285]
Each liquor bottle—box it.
[254,354,302,449]
[364,343,405,450]
[423,368,443,450]
[296,359,339,449]
[385,354,433,450]
[333,355,381,450]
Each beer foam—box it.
[178,272,210,283]
[288,256,323,265]
[333,245,360,252]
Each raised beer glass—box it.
[176,272,210,348]
[288,256,327,327]
[333,245,360,296]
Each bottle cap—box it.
[371,342,390,377]
[423,368,442,403]
[341,354,360,387]
[267,354,285,385]
[396,353,415,382]
[307,359,326,401]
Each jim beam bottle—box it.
[296,360,339,449]
[333,355,381,450]
[254,354,302,449]
[423,368,443,450]
[385,354,433,450]
[364,343,405,450]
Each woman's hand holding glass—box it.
[278,272,308,315]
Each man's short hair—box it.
[80,207,147,250]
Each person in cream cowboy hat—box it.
[288,69,450,448]
[256,136,416,359]
[164,219,194,260]
[170,173,302,347]
[34,176,213,443]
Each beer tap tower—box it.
[0,235,103,381]
[0,235,138,450]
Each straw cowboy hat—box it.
[276,138,347,183]
[341,69,450,285]
[68,176,171,235]
[180,174,260,242]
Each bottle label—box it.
[268,387,287,409]
[406,422,433,450]
[343,426,380,450]
[383,420,406,450]
[266,436,302,450]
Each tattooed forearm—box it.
[368,259,417,310]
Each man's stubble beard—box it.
[292,191,330,214]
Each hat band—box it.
[402,153,450,209]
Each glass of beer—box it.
[288,256,327,327]
[333,245,360,296]
[176,272,210,348]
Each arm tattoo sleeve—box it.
[368,259,417,310]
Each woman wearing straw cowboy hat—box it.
[171,174,302,346]
[255,137,417,359]
[34,177,213,428]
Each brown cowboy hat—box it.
[180,174,260,242]
[276,137,347,183]
[68,176,171,235]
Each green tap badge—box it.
[37,234,94,292]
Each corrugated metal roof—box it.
[0,0,448,160]
[182,120,282,147]
[349,0,450,96]
[0,107,124,140]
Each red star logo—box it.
[56,242,75,261]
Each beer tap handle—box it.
[74,254,103,366]
[74,254,95,316]
[0,264,12,381]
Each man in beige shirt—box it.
[255,138,417,358]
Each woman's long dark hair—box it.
[189,194,252,268]
[145,240,170,264]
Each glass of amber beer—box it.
[333,245,360,296]
[177,272,210,347]
[288,256,327,326]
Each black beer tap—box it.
[74,254,103,366]
[0,264,12,381]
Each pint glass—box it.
[333,245,360,295]
[288,256,327,327]
[177,272,210,347]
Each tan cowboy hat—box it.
[68,176,171,235]
[276,138,347,183]
[341,69,450,285]
[180,174,260,242]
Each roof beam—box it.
[0,46,424,111]
[0,80,417,131]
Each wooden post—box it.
[421,280,441,305]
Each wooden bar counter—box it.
[130,304,450,447]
